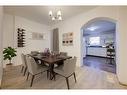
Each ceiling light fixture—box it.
[87,26,99,31]
[49,10,62,21]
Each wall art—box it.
[62,32,73,46]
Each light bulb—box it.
[52,17,55,20]
[58,16,62,20]
[57,10,61,16]
[49,10,63,21]
[49,11,53,16]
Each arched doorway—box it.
[80,17,117,73]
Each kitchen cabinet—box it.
[87,46,107,57]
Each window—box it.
[89,37,100,45]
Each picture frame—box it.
[62,32,73,46]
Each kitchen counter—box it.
[87,45,107,48]
[86,46,107,57]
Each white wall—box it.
[3,14,14,48]
[0,6,3,87]
[51,6,127,85]
[3,14,15,66]
[3,14,51,66]
[116,7,127,85]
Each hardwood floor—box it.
[1,65,127,89]
[83,56,116,73]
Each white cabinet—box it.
[87,47,107,57]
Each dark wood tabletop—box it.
[30,54,72,64]
[42,56,71,64]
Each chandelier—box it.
[49,10,62,21]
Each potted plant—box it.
[3,47,17,65]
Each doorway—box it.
[81,18,117,73]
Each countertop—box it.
[87,46,107,48]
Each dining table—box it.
[30,54,72,80]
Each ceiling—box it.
[83,20,116,36]
[4,6,97,26]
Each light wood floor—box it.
[1,65,127,89]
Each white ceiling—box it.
[83,20,116,36]
[4,6,97,26]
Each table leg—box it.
[49,64,54,80]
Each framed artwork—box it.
[62,32,73,46]
[32,32,44,40]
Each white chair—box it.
[21,53,27,76]
[25,55,49,87]
[54,57,77,89]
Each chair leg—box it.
[30,75,35,87]
[65,77,70,89]
[26,72,30,81]
[23,67,27,76]
[47,70,49,79]
[53,72,56,81]
[50,71,52,80]
[21,66,24,73]
[73,72,77,83]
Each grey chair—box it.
[55,52,68,67]
[25,55,49,87]
[54,56,77,89]
[52,51,59,55]
[21,53,27,76]
[31,51,39,56]
[31,51,42,64]
[60,52,68,56]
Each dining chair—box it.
[21,53,27,76]
[52,51,59,55]
[31,51,39,56]
[25,55,49,87]
[60,52,68,56]
[55,52,68,67]
[44,51,60,68]
[31,51,43,64]
[54,56,77,89]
